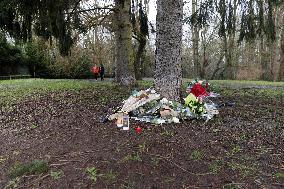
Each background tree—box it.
[186,0,283,81]
[0,31,25,76]
[279,12,284,81]
[191,0,200,77]
[132,1,149,80]
[155,0,183,101]
[113,0,136,85]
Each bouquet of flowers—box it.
[186,79,210,97]
[184,79,216,118]
[184,93,205,115]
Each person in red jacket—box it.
[91,64,100,80]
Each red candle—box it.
[135,126,142,134]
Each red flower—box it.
[191,83,208,97]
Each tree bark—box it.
[211,52,225,80]
[155,0,183,101]
[225,0,237,80]
[114,0,136,86]
[192,0,200,78]
[260,38,272,80]
[134,35,146,80]
[279,15,284,81]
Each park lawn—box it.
[0,79,283,188]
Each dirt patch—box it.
[0,88,283,188]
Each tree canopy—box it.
[187,0,283,42]
[0,0,87,55]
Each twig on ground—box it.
[17,174,49,189]
[50,162,69,167]
[149,153,213,176]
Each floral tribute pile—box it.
[108,79,219,128]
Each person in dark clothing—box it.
[99,64,105,81]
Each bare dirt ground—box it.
[0,82,283,189]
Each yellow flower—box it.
[184,93,197,106]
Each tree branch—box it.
[66,0,83,23]
[65,7,114,15]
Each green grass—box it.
[0,156,7,165]
[188,150,205,161]
[9,160,48,179]
[102,170,117,184]
[5,177,21,189]
[142,78,284,87]
[209,159,224,174]
[1,79,283,109]
[140,79,284,97]
[274,172,284,180]
[50,170,64,180]
[210,79,284,87]
[0,79,113,107]
[123,153,142,162]
[228,161,258,178]
[223,183,242,189]
[86,167,100,183]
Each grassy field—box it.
[1,78,283,106]
[210,79,284,86]
[0,79,283,188]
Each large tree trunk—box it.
[114,0,136,86]
[134,36,146,80]
[225,0,237,80]
[279,16,284,81]
[155,0,183,101]
[226,35,235,80]
[192,0,200,78]
[260,38,272,80]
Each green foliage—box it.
[185,0,283,43]
[138,142,147,153]
[50,170,64,180]
[102,170,117,184]
[22,41,49,77]
[188,150,205,161]
[123,153,142,162]
[9,160,48,179]
[0,156,7,165]
[274,172,284,179]
[223,183,241,189]
[228,161,257,177]
[86,167,117,184]
[0,0,85,55]
[5,177,21,189]
[0,32,25,75]
[21,40,93,79]
[160,130,175,137]
[47,49,92,79]
[226,145,241,157]
[209,159,224,174]
[86,167,99,183]
[31,123,38,129]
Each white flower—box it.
[156,119,166,124]
[160,98,169,104]
[151,89,156,94]
[172,117,180,123]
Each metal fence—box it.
[0,75,32,80]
